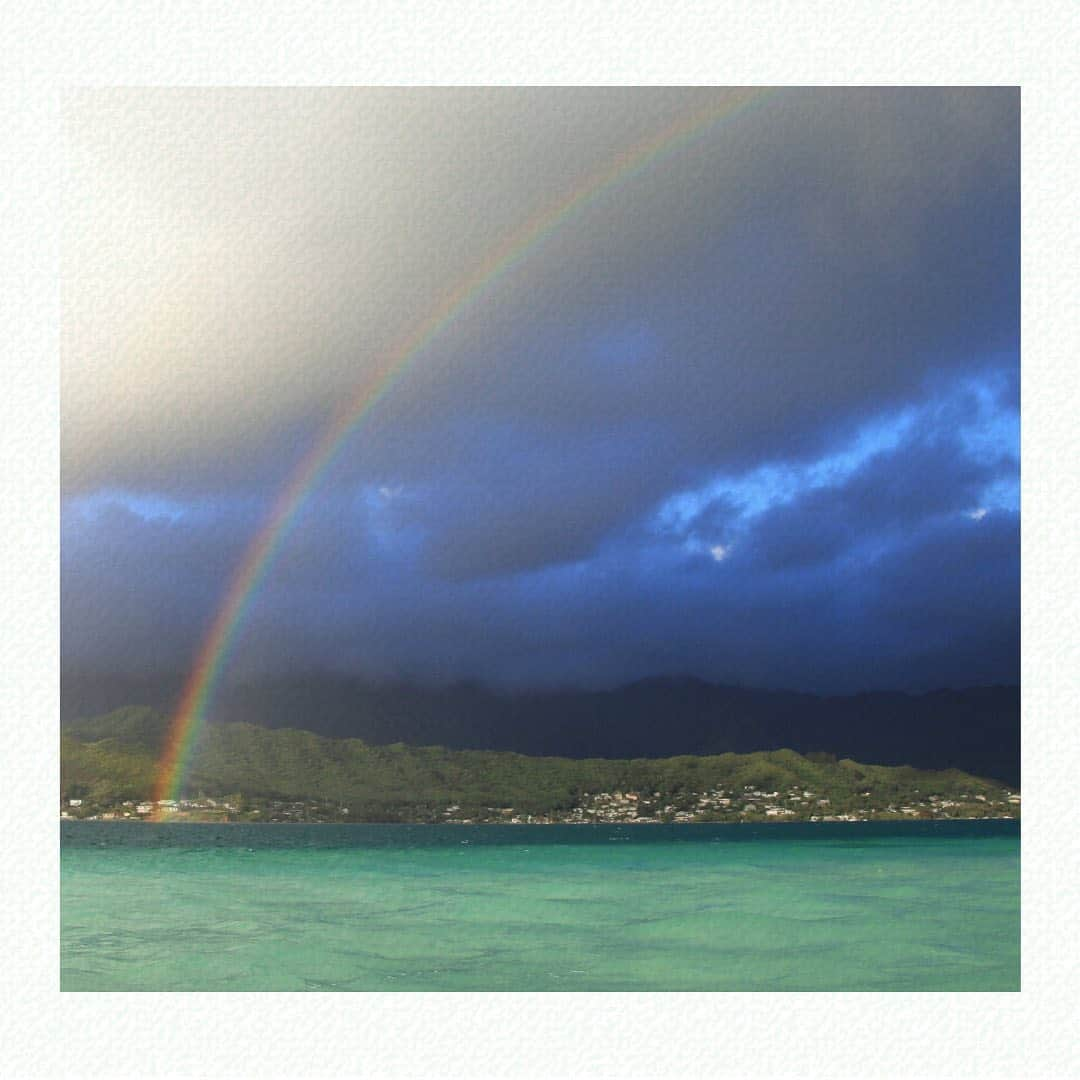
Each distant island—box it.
[61,706,1020,825]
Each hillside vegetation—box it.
[60,706,1019,824]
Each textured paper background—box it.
[3,2,1078,1077]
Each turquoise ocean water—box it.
[61,820,1019,991]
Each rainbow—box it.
[151,88,770,814]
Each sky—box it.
[61,87,1019,695]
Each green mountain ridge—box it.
[61,706,1019,824]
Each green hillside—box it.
[61,707,1020,824]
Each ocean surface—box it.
[61,820,1019,991]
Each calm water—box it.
[61,820,1019,991]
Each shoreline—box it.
[61,814,1020,826]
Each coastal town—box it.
[61,783,1021,825]
[440,784,1021,824]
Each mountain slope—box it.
[62,708,1018,823]
[62,674,1019,784]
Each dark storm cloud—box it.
[61,87,1019,692]
[316,89,1017,580]
[61,374,1019,693]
